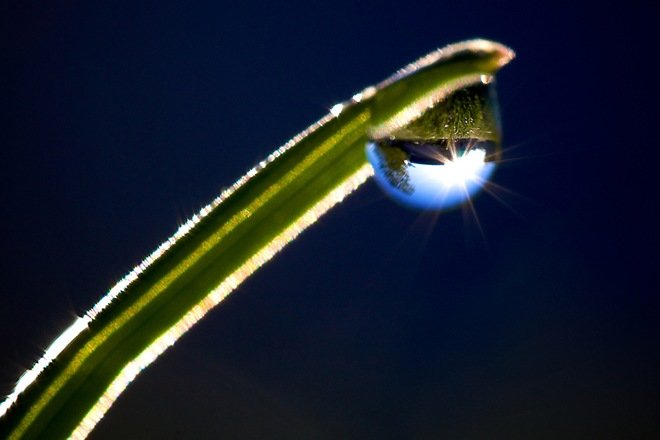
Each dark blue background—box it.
[1,1,658,438]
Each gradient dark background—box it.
[1,1,658,438]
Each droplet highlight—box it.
[366,81,501,211]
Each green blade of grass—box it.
[0,39,513,439]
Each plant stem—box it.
[0,39,513,439]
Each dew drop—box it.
[366,81,501,211]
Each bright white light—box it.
[0,317,90,417]
[438,148,488,186]
[366,143,495,211]
[329,103,344,117]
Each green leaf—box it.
[0,39,513,439]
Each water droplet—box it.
[366,82,501,211]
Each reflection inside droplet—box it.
[366,81,501,211]
[366,139,496,210]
